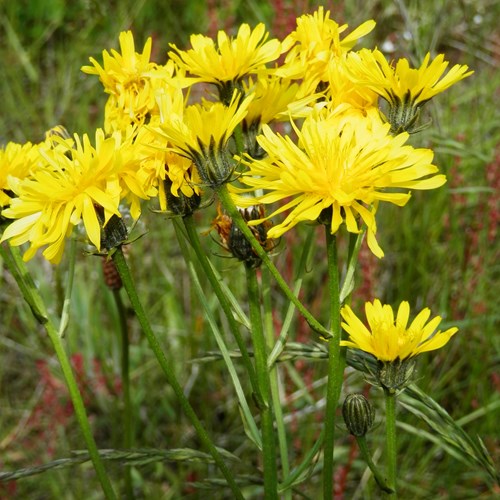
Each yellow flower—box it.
[325,54,379,112]
[277,7,375,86]
[134,122,201,212]
[151,90,252,187]
[347,49,473,132]
[82,31,189,132]
[0,130,129,263]
[82,30,156,102]
[241,74,322,157]
[0,141,37,209]
[243,75,303,128]
[340,299,458,362]
[168,23,283,102]
[234,110,446,257]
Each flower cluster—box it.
[0,10,466,482]
[0,7,471,270]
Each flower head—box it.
[277,7,375,87]
[347,49,473,132]
[169,23,283,102]
[340,299,458,362]
[234,110,446,257]
[0,141,38,210]
[151,90,252,187]
[82,31,189,132]
[0,130,138,263]
[82,31,157,122]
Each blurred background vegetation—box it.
[0,0,498,498]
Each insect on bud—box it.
[211,204,275,268]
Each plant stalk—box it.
[385,390,398,497]
[322,230,345,499]
[111,246,243,499]
[182,214,262,406]
[216,184,330,339]
[0,243,117,500]
[355,435,393,494]
[112,288,134,499]
[246,265,278,499]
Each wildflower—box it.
[82,31,157,125]
[277,7,375,88]
[82,31,189,132]
[234,110,446,258]
[151,90,252,187]
[241,74,321,158]
[0,130,132,263]
[324,54,379,112]
[0,141,37,210]
[340,299,458,362]
[169,23,283,103]
[347,49,473,132]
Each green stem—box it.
[385,390,398,497]
[58,237,77,338]
[111,246,243,500]
[173,218,261,448]
[0,243,117,499]
[246,266,278,499]
[322,230,345,499]
[182,214,262,406]
[261,268,290,499]
[267,227,315,367]
[112,288,134,499]
[216,184,330,339]
[355,436,393,494]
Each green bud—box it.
[164,179,202,217]
[342,393,375,437]
[192,140,235,188]
[377,358,417,394]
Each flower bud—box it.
[342,393,375,437]
[164,179,202,217]
[377,358,417,394]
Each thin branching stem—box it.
[216,184,330,339]
[182,213,262,405]
[261,268,291,499]
[0,243,117,500]
[322,230,345,499]
[112,288,134,499]
[385,390,398,497]
[246,265,278,499]
[355,435,393,494]
[112,246,244,499]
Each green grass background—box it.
[0,0,499,498]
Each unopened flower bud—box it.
[342,394,375,437]
[377,358,417,394]
[165,179,202,217]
